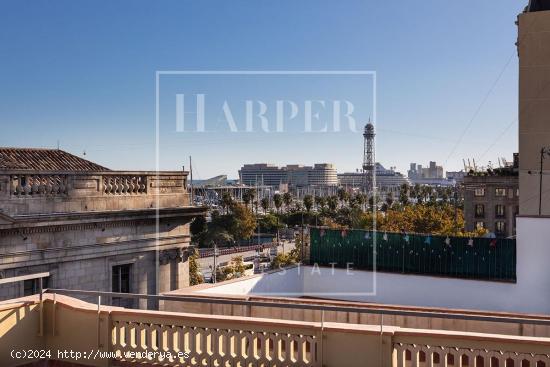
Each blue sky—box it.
[0,1,525,179]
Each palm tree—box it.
[242,189,255,210]
[314,196,326,211]
[220,192,233,214]
[273,193,283,214]
[327,195,338,212]
[282,192,292,212]
[399,183,409,206]
[260,197,270,213]
[337,188,349,207]
[303,195,313,213]
[353,192,365,210]
[385,192,394,209]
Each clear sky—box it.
[0,1,525,179]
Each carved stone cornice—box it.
[0,207,207,236]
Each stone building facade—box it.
[463,168,519,238]
[0,148,205,306]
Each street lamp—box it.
[212,244,220,283]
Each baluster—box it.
[30,176,39,195]
[59,175,67,194]
[22,175,31,195]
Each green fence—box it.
[309,228,516,282]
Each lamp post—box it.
[212,244,219,283]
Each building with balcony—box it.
[0,148,206,304]
[463,159,519,237]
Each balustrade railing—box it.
[103,174,147,195]
[111,317,319,366]
[10,174,68,196]
[394,342,550,367]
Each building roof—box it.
[0,148,110,171]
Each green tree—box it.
[399,183,410,206]
[220,192,233,214]
[282,192,293,212]
[189,248,204,286]
[337,188,349,206]
[352,192,366,210]
[327,195,338,212]
[242,189,255,210]
[314,196,326,211]
[260,197,270,213]
[303,195,314,212]
[273,193,283,213]
[385,192,394,209]
[190,215,207,243]
[230,202,257,240]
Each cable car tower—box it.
[362,119,375,194]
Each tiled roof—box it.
[0,148,110,171]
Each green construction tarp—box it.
[309,228,516,282]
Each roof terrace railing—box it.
[44,288,550,327]
[0,272,549,367]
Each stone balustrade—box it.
[394,342,549,367]
[1,294,549,367]
[10,174,69,196]
[0,170,190,216]
[102,174,147,195]
[112,316,318,366]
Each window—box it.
[475,204,485,217]
[495,221,506,234]
[112,264,132,307]
[495,188,506,197]
[474,188,485,197]
[23,277,49,297]
[495,204,505,218]
[475,221,485,230]
[112,264,131,293]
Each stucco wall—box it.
[198,217,550,315]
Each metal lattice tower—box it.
[362,120,375,193]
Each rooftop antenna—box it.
[57,140,60,150]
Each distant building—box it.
[194,175,228,187]
[408,161,444,181]
[239,164,286,186]
[238,163,337,187]
[338,163,410,193]
[463,157,519,238]
[308,163,338,186]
